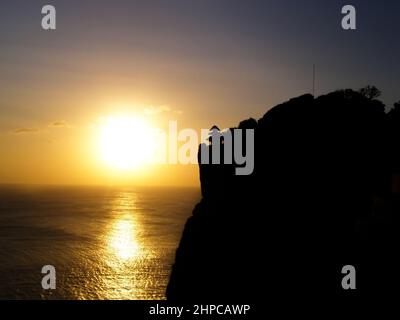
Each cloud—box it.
[143,105,171,115]
[143,105,183,116]
[10,120,71,134]
[48,121,70,128]
[11,128,40,134]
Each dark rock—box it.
[167,89,399,302]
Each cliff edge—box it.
[167,89,400,301]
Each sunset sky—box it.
[0,0,399,186]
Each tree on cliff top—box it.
[359,85,382,100]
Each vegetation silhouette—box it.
[167,87,400,302]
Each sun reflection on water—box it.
[109,216,140,261]
[101,191,150,299]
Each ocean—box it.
[0,185,200,300]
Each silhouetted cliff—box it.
[167,89,400,302]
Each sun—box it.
[98,115,158,170]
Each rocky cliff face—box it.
[167,90,400,301]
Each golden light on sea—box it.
[109,216,140,260]
[100,192,148,299]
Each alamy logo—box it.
[341,265,356,290]
[341,5,356,30]
[41,5,56,30]
[198,126,255,176]
[40,5,358,32]
[41,265,56,290]
[135,121,254,175]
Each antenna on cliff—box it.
[312,64,316,97]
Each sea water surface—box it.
[0,185,200,300]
